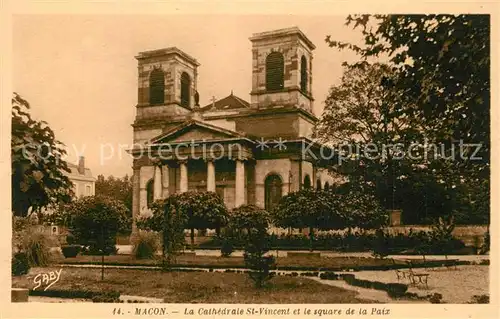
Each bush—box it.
[220,238,234,257]
[132,231,160,260]
[61,245,81,258]
[92,291,121,303]
[469,294,489,304]
[12,252,30,276]
[22,231,52,266]
[385,283,408,298]
[319,272,340,280]
[480,229,490,254]
[66,233,76,245]
[428,293,443,304]
[56,196,130,255]
[372,229,390,259]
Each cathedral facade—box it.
[130,27,335,225]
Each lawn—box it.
[54,254,403,270]
[12,267,375,303]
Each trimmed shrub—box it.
[132,231,160,260]
[385,283,408,298]
[319,272,340,280]
[61,245,81,258]
[220,238,234,257]
[12,252,30,276]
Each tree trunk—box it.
[190,228,195,252]
[309,227,314,252]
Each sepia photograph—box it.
[3,1,497,317]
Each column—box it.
[235,159,246,207]
[131,168,140,234]
[206,160,216,192]
[162,164,169,198]
[179,160,188,193]
[153,164,162,200]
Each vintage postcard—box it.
[1,0,498,318]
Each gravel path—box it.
[347,265,489,303]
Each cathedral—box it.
[130,27,335,224]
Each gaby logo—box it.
[33,268,63,291]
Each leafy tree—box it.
[11,92,73,217]
[272,189,341,251]
[175,191,228,250]
[322,15,490,224]
[337,189,388,230]
[229,205,271,235]
[56,195,130,255]
[95,174,133,214]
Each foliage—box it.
[220,237,234,258]
[321,15,490,224]
[95,174,133,218]
[336,189,388,230]
[230,205,271,234]
[372,229,390,259]
[273,189,340,250]
[61,245,81,258]
[13,217,52,266]
[428,216,457,256]
[468,294,489,304]
[56,196,130,255]
[137,198,186,267]
[131,230,160,260]
[12,252,30,276]
[480,229,490,254]
[11,92,73,217]
[176,191,228,250]
[244,227,276,288]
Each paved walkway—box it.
[112,245,488,262]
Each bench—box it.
[391,258,411,282]
[406,260,430,289]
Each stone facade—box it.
[66,156,96,198]
[130,27,338,224]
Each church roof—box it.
[149,119,251,145]
[200,93,250,112]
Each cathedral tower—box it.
[249,27,315,113]
[135,47,199,120]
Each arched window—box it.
[265,52,284,91]
[265,174,283,212]
[149,68,165,105]
[303,175,311,189]
[324,182,330,191]
[146,179,154,208]
[316,179,322,190]
[180,72,191,107]
[300,56,308,93]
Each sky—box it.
[13,14,365,177]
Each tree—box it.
[229,205,271,235]
[314,63,419,212]
[323,15,490,224]
[11,92,73,217]
[55,195,130,255]
[136,197,187,267]
[272,189,341,251]
[236,205,276,288]
[95,174,133,215]
[176,191,229,250]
